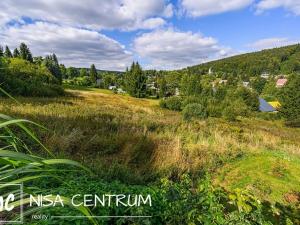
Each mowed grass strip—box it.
[215,151,300,204]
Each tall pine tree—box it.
[124,62,147,98]
[0,45,3,57]
[13,48,20,58]
[4,46,13,58]
[19,43,33,62]
[43,54,62,84]
[90,64,97,83]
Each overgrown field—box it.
[1,88,299,205]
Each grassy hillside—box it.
[186,44,300,76]
[0,88,299,205]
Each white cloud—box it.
[0,22,133,71]
[179,0,300,17]
[247,37,299,50]
[256,0,300,15]
[180,0,253,17]
[0,0,173,30]
[134,29,232,70]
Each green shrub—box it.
[222,99,250,121]
[182,103,208,121]
[159,96,182,111]
[0,58,64,97]
[182,96,207,108]
[285,119,300,127]
[64,76,92,87]
[257,112,282,121]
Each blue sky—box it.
[0,0,299,71]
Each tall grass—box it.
[0,88,98,224]
[1,89,299,203]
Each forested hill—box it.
[186,44,300,76]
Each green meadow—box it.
[1,87,299,206]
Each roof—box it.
[268,101,281,109]
[259,98,276,112]
[276,79,287,86]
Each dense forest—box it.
[184,44,300,76]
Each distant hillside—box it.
[186,44,300,76]
[76,68,124,75]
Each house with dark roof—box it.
[259,98,276,112]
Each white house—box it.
[261,72,270,79]
[242,81,250,87]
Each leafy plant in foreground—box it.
[0,113,98,224]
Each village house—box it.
[276,78,288,88]
[117,88,126,94]
[268,101,281,110]
[108,85,117,90]
[261,72,270,79]
[259,98,277,112]
[242,81,250,87]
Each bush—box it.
[222,99,250,121]
[0,58,64,97]
[181,96,207,108]
[257,112,282,121]
[285,119,300,127]
[182,103,208,121]
[159,96,182,111]
[63,76,92,87]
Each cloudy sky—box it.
[0,0,299,71]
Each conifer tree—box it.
[44,54,62,84]
[60,64,67,79]
[13,48,20,58]
[124,62,147,98]
[90,64,97,83]
[19,43,33,62]
[4,46,13,58]
[0,45,3,57]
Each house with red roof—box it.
[276,78,287,88]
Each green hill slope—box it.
[186,44,300,76]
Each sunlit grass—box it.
[215,151,300,204]
[0,88,299,203]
